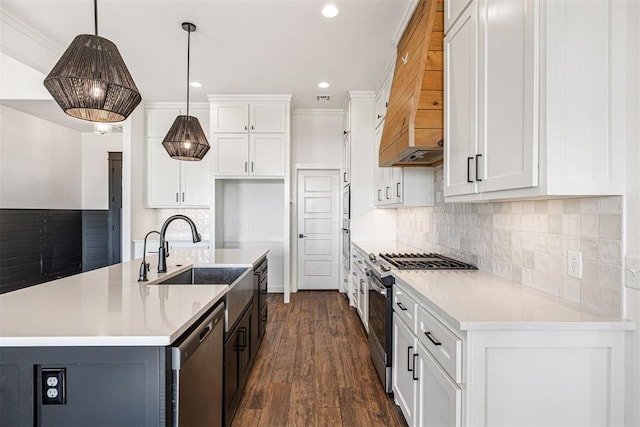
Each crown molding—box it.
[207,94,292,103]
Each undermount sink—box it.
[157,267,249,285]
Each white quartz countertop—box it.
[0,248,268,347]
[393,269,633,331]
[353,241,632,331]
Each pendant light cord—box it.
[94,0,98,36]
[186,27,191,118]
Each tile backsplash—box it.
[396,167,623,316]
[154,209,211,241]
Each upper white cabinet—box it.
[212,101,286,133]
[374,123,435,208]
[375,69,393,129]
[445,0,473,33]
[444,0,625,202]
[209,96,290,178]
[145,104,212,208]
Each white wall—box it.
[81,133,122,210]
[291,110,344,166]
[0,105,82,209]
[624,1,640,425]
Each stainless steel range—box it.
[365,252,476,393]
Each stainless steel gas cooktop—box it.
[378,252,477,271]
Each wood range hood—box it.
[379,0,444,167]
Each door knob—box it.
[299,234,307,238]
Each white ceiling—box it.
[0,0,413,128]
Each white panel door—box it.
[297,170,339,290]
[250,134,285,176]
[215,135,249,176]
[444,2,478,197]
[212,102,249,133]
[250,102,286,133]
[147,137,181,207]
[478,0,538,192]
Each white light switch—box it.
[625,256,640,290]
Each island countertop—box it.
[0,248,268,347]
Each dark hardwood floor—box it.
[231,291,407,427]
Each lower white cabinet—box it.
[392,312,418,427]
[352,246,368,330]
[392,280,628,427]
[416,342,462,427]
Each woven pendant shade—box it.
[162,115,210,161]
[44,34,141,123]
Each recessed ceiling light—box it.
[318,81,330,89]
[322,4,339,18]
[190,81,202,88]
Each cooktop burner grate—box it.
[379,252,477,270]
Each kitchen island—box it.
[0,248,268,427]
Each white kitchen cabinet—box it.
[209,96,290,178]
[375,68,393,129]
[343,132,351,186]
[250,134,286,176]
[445,0,473,34]
[374,123,435,207]
[214,134,285,177]
[444,0,625,201]
[416,342,462,427]
[211,101,285,133]
[146,137,212,207]
[392,278,627,427]
[145,104,212,208]
[352,246,368,330]
[392,312,418,427]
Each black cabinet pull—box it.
[396,302,407,311]
[343,172,347,182]
[385,186,390,200]
[407,346,414,371]
[396,182,401,198]
[425,331,442,346]
[475,154,483,182]
[244,162,248,172]
[378,189,382,201]
[467,157,473,183]
[175,193,179,203]
[251,162,254,172]
[412,353,419,380]
[377,114,382,119]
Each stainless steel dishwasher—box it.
[172,303,224,427]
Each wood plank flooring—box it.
[231,291,407,427]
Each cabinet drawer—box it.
[352,248,366,274]
[417,305,462,382]
[393,286,417,330]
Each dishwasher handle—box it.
[172,303,224,369]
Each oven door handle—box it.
[368,279,387,296]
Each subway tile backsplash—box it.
[396,167,623,316]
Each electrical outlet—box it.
[568,250,582,279]
[42,368,66,405]
[625,256,640,290]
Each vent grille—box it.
[316,95,332,101]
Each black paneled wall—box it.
[0,209,110,294]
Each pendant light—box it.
[43,0,141,123]
[161,22,210,161]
